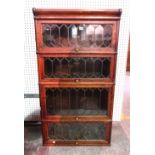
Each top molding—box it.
[33,8,122,20]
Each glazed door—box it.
[42,121,111,146]
[38,54,115,82]
[40,84,114,120]
[35,20,117,53]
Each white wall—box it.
[24,0,129,121]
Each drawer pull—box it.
[75,79,80,82]
[76,142,78,145]
[52,141,56,144]
[76,117,79,121]
[75,48,80,52]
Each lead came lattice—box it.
[44,57,111,78]
[48,123,105,140]
[42,24,113,48]
[46,88,110,116]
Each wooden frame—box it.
[37,53,117,83]
[39,84,115,121]
[33,8,121,20]
[126,36,130,71]
[33,8,121,146]
[34,20,118,53]
[42,121,112,146]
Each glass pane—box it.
[42,24,113,48]
[48,123,105,140]
[44,57,110,78]
[46,88,109,116]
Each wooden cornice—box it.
[33,8,122,20]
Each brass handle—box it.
[52,141,55,144]
[75,48,80,52]
[76,117,79,120]
[76,142,78,145]
[75,79,79,82]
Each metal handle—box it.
[76,142,78,145]
[52,141,56,144]
[75,79,79,82]
[76,117,79,120]
[74,48,80,52]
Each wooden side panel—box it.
[126,37,130,71]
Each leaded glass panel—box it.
[44,57,110,78]
[42,24,113,48]
[48,123,105,140]
[46,88,109,116]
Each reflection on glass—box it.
[48,123,105,140]
[46,88,109,116]
[42,24,112,48]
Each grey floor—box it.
[24,122,130,155]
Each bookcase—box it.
[33,8,121,146]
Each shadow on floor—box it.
[24,109,40,122]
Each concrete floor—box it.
[24,73,130,155]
